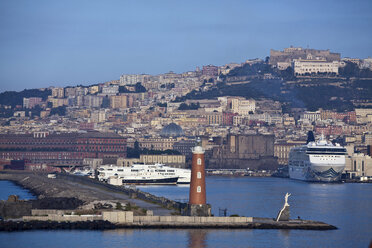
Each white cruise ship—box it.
[288,134,347,182]
[97,163,191,184]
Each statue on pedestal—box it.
[276,193,291,221]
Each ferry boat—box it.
[288,134,347,182]
[97,163,191,184]
[71,167,94,178]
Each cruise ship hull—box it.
[288,133,346,183]
[289,163,345,182]
[122,177,179,185]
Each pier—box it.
[0,171,337,231]
[0,171,177,217]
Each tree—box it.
[157,102,167,107]
[227,62,274,77]
[50,106,66,116]
[339,62,358,78]
[101,96,110,108]
[338,62,372,78]
[178,102,200,110]
[279,67,295,80]
[119,83,147,93]
[134,140,140,150]
[265,56,270,64]
[0,89,51,107]
[30,105,43,118]
[178,103,188,110]
[135,82,146,92]
[119,86,129,93]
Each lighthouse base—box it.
[186,204,211,217]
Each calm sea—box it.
[0,180,36,201]
[1,177,371,248]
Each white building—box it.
[51,87,64,98]
[293,55,339,75]
[246,113,283,125]
[231,98,256,115]
[75,87,89,96]
[102,85,119,96]
[233,113,283,126]
[233,115,244,126]
[89,86,100,94]
[301,111,321,123]
[364,133,372,146]
[84,95,103,108]
[90,110,107,123]
[361,58,372,70]
[120,74,148,85]
[345,153,372,178]
[355,108,372,124]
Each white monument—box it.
[276,193,291,221]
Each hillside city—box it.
[1,46,372,179]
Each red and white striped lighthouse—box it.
[187,138,210,216]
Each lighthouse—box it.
[187,137,211,216]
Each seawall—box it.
[0,219,336,231]
[0,209,337,231]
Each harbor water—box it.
[1,177,371,248]
[0,180,36,201]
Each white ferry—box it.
[97,163,191,184]
[71,167,94,178]
[288,134,347,182]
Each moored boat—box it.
[288,133,347,182]
[98,163,191,184]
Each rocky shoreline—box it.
[0,220,116,231]
[0,219,337,232]
[0,196,83,219]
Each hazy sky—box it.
[0,0,371,92]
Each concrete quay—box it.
[8,210,336,231]
[0,216,336,232]
[104,211,336,230]
[115,220,336,230]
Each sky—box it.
[0,0,372,92]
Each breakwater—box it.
[56,173,188,213]
[0,219,336,231]
[0,209,336,231]
[0,220,116,232]
[0,171,184,216]
[0,197,83,219]
[0,173,338,233]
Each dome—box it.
[160,123,184,137]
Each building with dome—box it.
[132,123,185,153]
[160,123,184,137]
